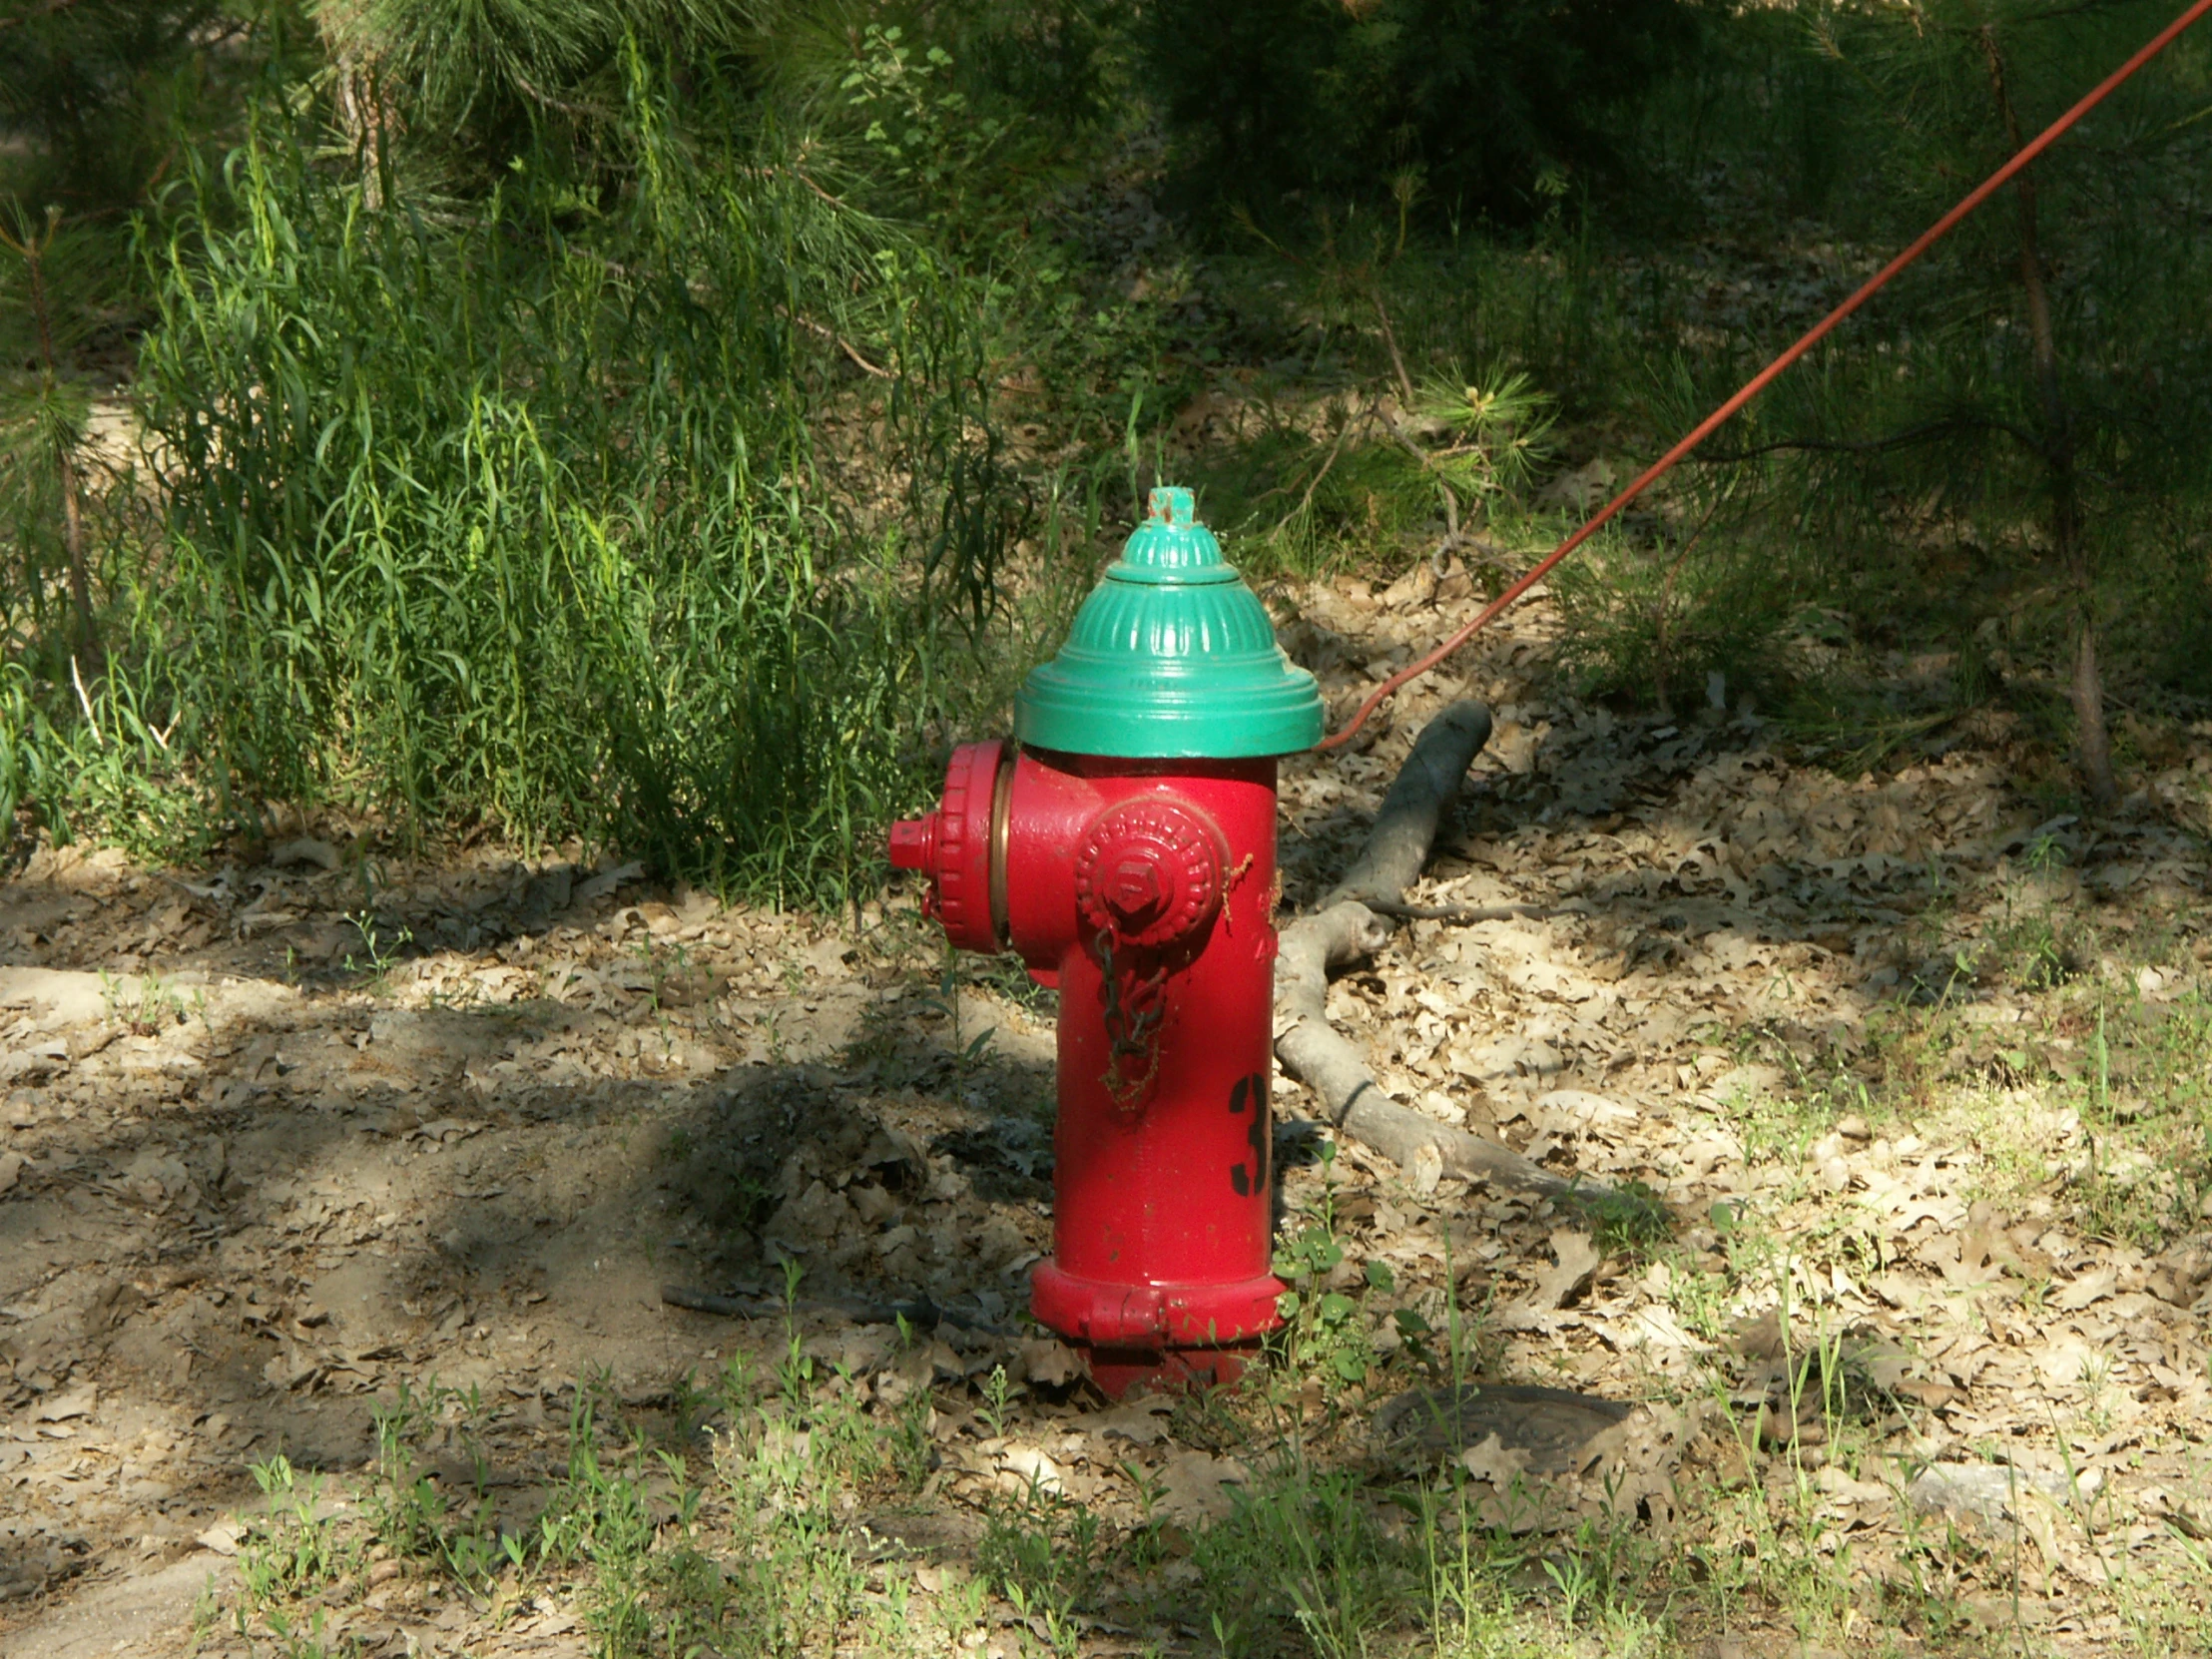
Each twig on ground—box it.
[1362,898,1563,924]
[1283,404,1373,530]
[788,312,892,378]
[660,1284,1011,1336]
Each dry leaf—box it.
[1907,1462,2078,1522]
[1086,1397,1174,1446]
[1015,1338,1082,1387]
[1730,1310,1785,1361]
[270,836,340,870]
[1159,1451,1246,1524]
[2049,1266,2117,1312]
[33,1385,96,1422]
[1459,1432,1531,1485]
[1372,1383,1633,1476]
[1530,1230,1601,1311]
[994,1443,1065,1495]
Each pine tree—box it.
[0,1,225,212]
[1721,1,2212,807]
[301,0,762,206]
[1143,0,1700,228]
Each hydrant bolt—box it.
[885,816,932,870]
[1105,857,1164,930]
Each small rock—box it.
[271,836,340,871]
[1907,1461,2089,1521]
[1835,1113,1873,1141]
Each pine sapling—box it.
[1978,26,2117,808]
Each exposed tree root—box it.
[1275,700,1592,1199]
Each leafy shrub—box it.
[119,59,1010,899]
[1143,0,1700,230]
[1549,533,1797,716]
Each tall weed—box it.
[115,63,1007,898]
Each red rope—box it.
[1314,0,2212,753]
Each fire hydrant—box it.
[889,486,1324,1396]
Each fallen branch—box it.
[1321,700,1494,909]
[788,312,893,378]
[1276,700,1591,1199]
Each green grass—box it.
[123,85,965,900]
[208,1229,1691,1659]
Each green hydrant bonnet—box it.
[1014,487,1325,759]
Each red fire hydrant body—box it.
[890,488,1323,1395]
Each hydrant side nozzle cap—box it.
[1014,485,1325,759]
[886,817,932,871]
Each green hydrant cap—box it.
[1015,486,1325,758]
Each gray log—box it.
[1276,700,1587,1198]
[1322,701,1491,909]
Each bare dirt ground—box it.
[3,578,2210,1659]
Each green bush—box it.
[112,60,1010,900]
[1549,533,1797,717]
[1142,0,1700,230]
